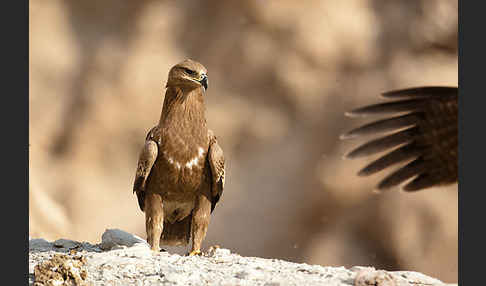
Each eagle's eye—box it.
[183,68,196,76]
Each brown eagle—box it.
[132,59,225,255]
[341,86,457,192]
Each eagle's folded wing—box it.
[208,129,225,212]
[133,126,159,210]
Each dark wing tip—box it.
[136,191,145,211]
[382,86,458,98]
[401,173,438,192]
[341,113,418,141]
[344,99,425,118]
[343,127,416,159]
[375,158,426,190]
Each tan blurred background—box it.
[29,0,458,283]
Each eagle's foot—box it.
[188,249,202,256]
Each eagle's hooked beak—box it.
[199,74,208,90]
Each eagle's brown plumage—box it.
[132,59,225,255]
[341,86,457,192]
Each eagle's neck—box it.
[158,86,208,160]
[160,86,207,128]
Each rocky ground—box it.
[29,229,456,286]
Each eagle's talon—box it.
[188,250,202,256]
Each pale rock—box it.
[100,228,149,251]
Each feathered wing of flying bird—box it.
[132,59,225,255]
[341,86,457,192]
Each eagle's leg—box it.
[145,193,164,253]
[189,193,212,256]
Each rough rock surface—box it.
[29,229,456,286]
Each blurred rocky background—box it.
[29,0,457,283]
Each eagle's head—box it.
[166,59,208,91]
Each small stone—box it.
[29,238,52,251]
[53,238,81,249]
[100,228,149,250]
[207,246,231,257]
